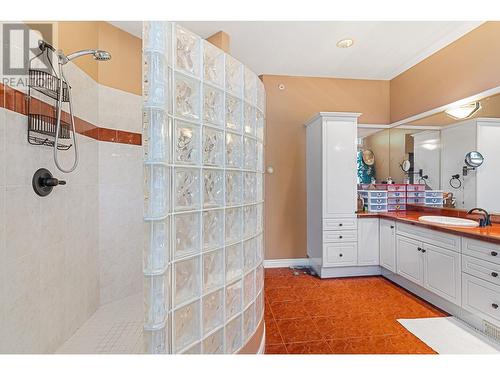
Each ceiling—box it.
[110,21,482,80]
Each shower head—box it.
[58,49,111,65]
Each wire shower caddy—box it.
[27,41,72,150]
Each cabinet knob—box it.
[339,235,343,239]
[421,249,426,253]
[492,303,499,309]
[390,225,395,229]
[492,272,499,278]
[339,253,343,257]
[491,251,498,257]
[417,247,422,252]
[339,223,343,227]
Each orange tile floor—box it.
[264,268,448,354]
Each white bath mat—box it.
[398,317,500,354]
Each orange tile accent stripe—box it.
[0,83,142,146]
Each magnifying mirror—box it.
[362,149,375,166]
[400,159,411,172]
[465,151,484,168]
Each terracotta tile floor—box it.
[264,268,448,354]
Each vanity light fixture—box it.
[336,38,354,48]
[445,101,481,120]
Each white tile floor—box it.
[56,293,144,354]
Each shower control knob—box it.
[492,303,499,309]
[32,168,66,197]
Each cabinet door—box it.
[396,235,424,286]
[322,119,357,217]
[424,244,461,305]
[379,219,396,272]
[357,218,379,265]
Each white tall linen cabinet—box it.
[306,112,380,278]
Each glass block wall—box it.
[142,22,265,354]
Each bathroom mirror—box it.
[357,127,391,184]
[362,149,375,165]
[388,90,500,213]
[464,151,484,168]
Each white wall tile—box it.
[98,84,142,132]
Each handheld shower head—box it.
[58,49,111,64]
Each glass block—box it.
[256,80,266,111]
[203,169,223,208]
[256,173,263,202]
[203,84,224,126]
[143,108,169,162]
[203,40,224,87]
[143,51,167,108]
[255,264,264,295]
[255,291,264,324]
[225,207,242,244]
[175,24,200,77]
[244,172,257,204]
[174,212,200,259]
[174,167,201,211]
[225,243,242,282]
[256,142,264,172]
[226,94,242,132]
[256,233,264,265]
[243,237,256,272]
[243,302,255,341]
[256,110,264,141]
[174,256,201,306]
[174,120,200,165]
[143,21,167,53]
[243,103,256,136]
[225,314,242,353]
[243,205,257,238]
[144,323,168,354]
[144,218,169,274]
[256,203,263,233]
[225,280,242,320]
[202,209,224,250]
[202,328,224,354]
[173,300,201,352]
[181,342,201,354]
[243,137,257,170]
[144,163,169,219]
[203,249,224,292]
[202,288,224,334]
[225,54,243,96]
[225,132,242,168]
[202,127,224,167]
[175,72,201,121]
[244,67,257,105]
[144,272,168,328]
[243,270,255,307]
[225,170,242,206]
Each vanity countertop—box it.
[357,210,500,244]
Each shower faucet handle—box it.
[32,168,67,197]
[44,177,66,186]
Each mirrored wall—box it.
[357,92,500,213]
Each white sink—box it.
[418,216,479,228]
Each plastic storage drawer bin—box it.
[407,191,426,198]
[388,197,406,205]
[425,191,444,198]
[406,197,425,204]
[367,204,388,212]
[359,190,388,199]
[387,184,407,192]
[368,198,387,205]
[406,184,426,192]
[388,204,406,211]
[387,191,406,198]
[425,197,443,205]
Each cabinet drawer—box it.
[462,237,500,266]
[462,255,500,287]
[323,230,357,243]
[396,222,461,252]
[323,218,357,231]
[462,273,500,326]
[323,242,357,267]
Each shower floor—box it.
[56,293,144,354]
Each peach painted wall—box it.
[390,21,500,123]
[262,74,390,260]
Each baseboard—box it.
[319,265,382,278]
[263,258,310,268]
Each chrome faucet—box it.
[467,208,492,227]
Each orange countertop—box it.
[357,210,500,244]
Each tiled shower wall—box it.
[0,22,143,353]
[142,22,265,354]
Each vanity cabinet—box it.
[357,218,380,265]
[395,232,461,305]
[379,219,396,272]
